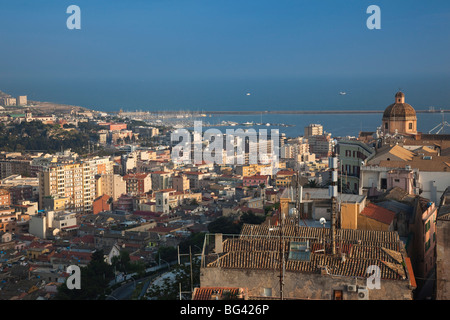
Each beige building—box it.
[16,95,27,106]
[173,174,189,192]
[304,124,323,138]
[29,211,77,239]
[42,196,70,212]
[1,97,16,106]
[96,173,126,201]
[151,171,173,191]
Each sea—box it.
[2,76,449,138]
[176,112,446,139]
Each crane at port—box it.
[428,110,449,134]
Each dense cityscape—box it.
[2,2,450,315]
[0,89,448,302]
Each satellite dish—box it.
[320,217,326,225]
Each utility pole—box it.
[177,245,195,298]
[279,211,285,300]
[189,246,193,294]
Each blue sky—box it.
[0,0,449,110]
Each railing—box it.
[200,233,241,269]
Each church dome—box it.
[382,91,417,120]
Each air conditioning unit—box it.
[357,287,369,300]
[347,285,357,292]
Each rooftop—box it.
[281,187,366,203]
[378,158,450,172]
[204,221,411,282]
[360,203,396,225]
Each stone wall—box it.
[201,267,413,300]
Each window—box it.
[409,122,413,130]
[425,239,431,251]
[425,220,431,232]
[385,123,388,129]
[333,290,343,300]
[381,178,387,189]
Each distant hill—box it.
[0,90,11,98]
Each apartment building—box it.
[96,173,126,201]
[308,133,334,158]
[337,140,375,193]
[0,189,11,207]
[38,162,96,213]
[304,124,323,138]
[151,171,173,191]
[172,174,190,192]
[16,95,27,106]
[123,173,152,195]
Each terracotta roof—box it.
[208,250,405,280]
[51,250,92,261]
[124,173,149,179]
[206,222,408,281]
[378,158,450,172]
[360,203,396,225]
[192,287,248,300]
[94,194,110,202]
[243,175,270,180]
[72,235,95,244]
[276,170,295,176]
[239,222,401,245]
[372,145,415,162]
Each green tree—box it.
[207,216,241,234]
[156,246,178,263]
[55,250,114,300]
[111,250,131,273]
[240,211,265,225]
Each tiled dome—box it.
[383,92,417,120]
